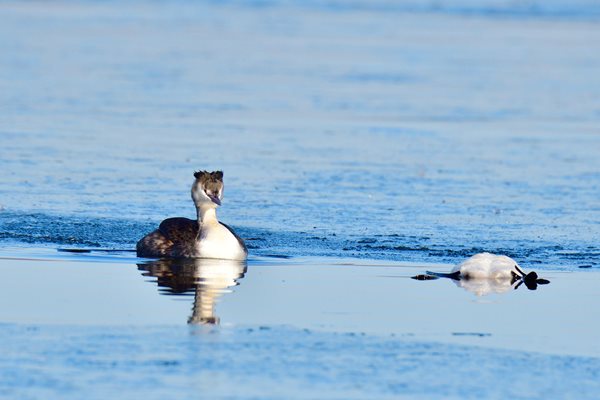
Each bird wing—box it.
[158,217,199,244]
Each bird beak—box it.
[208,193,221,206]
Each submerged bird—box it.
[412,252,550,295]
[136,170,247,260]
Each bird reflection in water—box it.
[137,258,247,324]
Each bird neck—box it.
[197,204,219,226]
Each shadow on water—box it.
[137,258,247,325]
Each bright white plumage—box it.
[414,252,550,296]
[452,252,520,280]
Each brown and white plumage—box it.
[137,171,247,260]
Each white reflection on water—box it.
[138,258,247,325]
[449,274,549,296]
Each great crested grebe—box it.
[136,170,247,260]
[413,252,550,294]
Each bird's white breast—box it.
[195,222,246,260]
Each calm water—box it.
[1,248,598,357]
[1,250,600,399]
[1,0,600,398]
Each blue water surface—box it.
[1,0,599,266]
[0,1,600,398]
[2,323,600,400]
